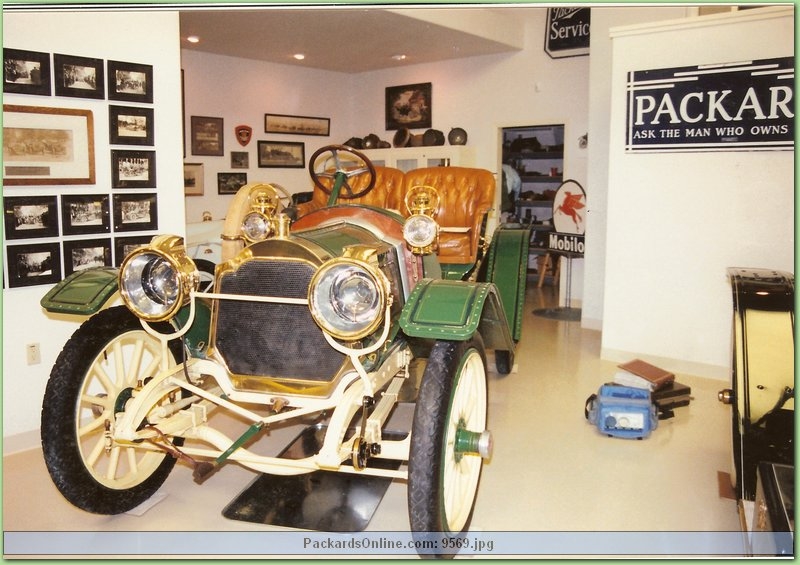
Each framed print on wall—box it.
[109,105,154,146]
[3,195,59,240]
[230,151,249,169]
[257,140,305,168]
[113,193,158,232]
[63,238,112,276]
[7,242,62,288]
[183,162,204,196]
[61,194,110,235]
[2,105,95,186]
[53,53,104,99]
[107,60,153,103]
[385,82,432,130]
[191,115,224,156]
[218,172,247,195]
[264,113,330,136]
[3,48,51,96]
[111,149,156,188]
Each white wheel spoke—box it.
[85,433,106,467]
[106,445,121,481]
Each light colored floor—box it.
[2,282,743,558]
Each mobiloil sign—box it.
[626,57,794,152]
[548,180,586,255]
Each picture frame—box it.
[113,193,158,232]
[264,113,330,136]
[63,237,112,276]
[218,172,247,195]
[3,195,59,240]
[230,151,249,169]
[257,140,305,168]
[61,194,110,235]
[3,105,95,186]
[53,53,104,99]
[107,60,153,103]
[111,149,156,188]
[114,235,152,266]
[7,241,62,288]
[3,48,51,96]
[191,115,224,156]
[183,162,204,196]
[385,82,432,130]
[109,105,154,146]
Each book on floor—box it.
[613,359,675,391]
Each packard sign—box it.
[626,57,794,152]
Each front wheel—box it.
[408,335,489,553]
[41,306,185,514]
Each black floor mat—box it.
[222,425,404,531]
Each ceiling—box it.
[179,5,534,73]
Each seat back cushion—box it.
[295,165,405,216]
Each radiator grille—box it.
[215,260,344,381]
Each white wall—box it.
[2,10,185,444]
[601,7,794,379]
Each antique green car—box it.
[39,145,529,553]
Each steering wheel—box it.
[308,144,376,199]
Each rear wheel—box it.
[408,335,489,555]
[41,306,185,514]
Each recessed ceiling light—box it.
[392,54,407,61]
[187,35,200,44]
[293,53,306,60]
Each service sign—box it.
[626,57,794,152]
[545,8,590,59]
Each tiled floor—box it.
[2,283,743,558]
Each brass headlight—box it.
[403,184,440,255]
[240,185,281,243]
[119,235,199,322]
[308,258,388,341]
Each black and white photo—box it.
[3,195,59,240]
[54,53,104,99]
[107,60,153,103]
[3,48,51,96]
[63,238,112,275]
[113,193,158,232]
[7,242,61,287]
[109,105,154,146]
[61,194,110,235]
[111,149,156,188]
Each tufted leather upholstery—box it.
[402,166,496,264]
[295,166,406,216]
[295,165,496,265]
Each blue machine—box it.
[585,384,659,439]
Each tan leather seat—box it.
[401,166,496,265]
[295,166,405,217]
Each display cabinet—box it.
[360,145,475,172]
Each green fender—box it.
[483,225,531,342]
[40,266,211,358]
[399,278,516,353]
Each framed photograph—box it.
[4,48,51,96]
[107,60,153,103]
[257,140,305,168]
[230,151,249,169]
[183,162,204,196]
[3,195,59,240]
[191,115,224,156]
[218,172,247,195]
[63,238,112,276]
[7,242,62,288]
[114,235,151,266]
[3,105,95,186]
[385,82,432,130]
[109,105,154,146]
[264,113,330,136]
[53,53,104,99]
[113,193,158,232]
[111,149,156,188]
[61,194,110,235]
